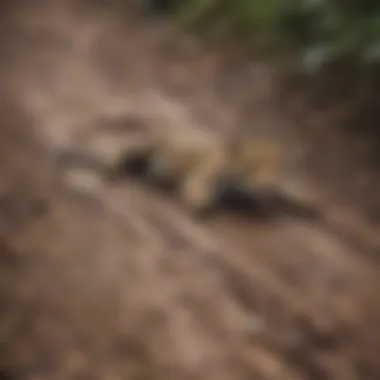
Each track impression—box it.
[0,2,379,380]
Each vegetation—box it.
[126,0,380,77]
[168,0,380,74]
[123,0,380,136]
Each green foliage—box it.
[168,0,380,73]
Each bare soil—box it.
[0,2,379,380]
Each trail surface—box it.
[0,3,379,380]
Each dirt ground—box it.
[0,2,379,380]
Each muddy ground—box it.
[0,2,379,380]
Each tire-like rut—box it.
[0,3,379,380]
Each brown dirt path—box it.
[0,2,379,380]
